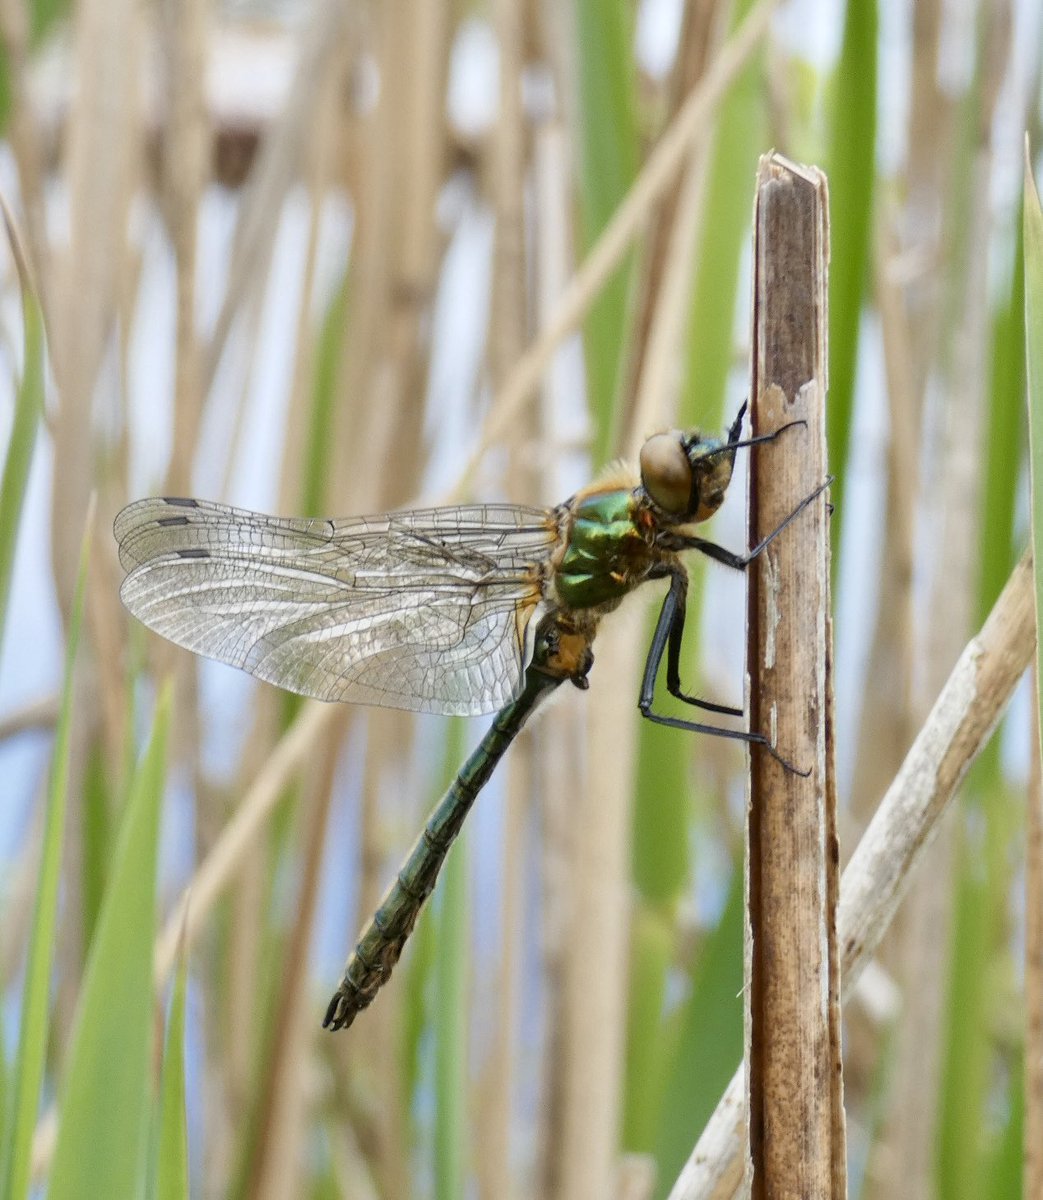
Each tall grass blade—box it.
[653,864,744,1199]
[981,1056,1023,1200]
[823,0,877,543]
[47,686,171,1200]
[979,208,1025,623]
[0,504,91,1200]
[152,946,190,1200]
[300,270,349,517]
[0,204,44,657]
[622,906,672,1152]
[1022,144,1043,1200]
[679,0,765,431]
[403,887,437,1115]
[972,205,1027,791]
[939,187,1030,1195]
[1024,153,1043,774]
[573,0,638,462]
[939,786,1020,1200]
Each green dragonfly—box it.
[114,404,825,1030]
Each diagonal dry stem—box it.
[152,699,337,986]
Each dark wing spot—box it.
[176,548,210,559]
[157,516,190,527]
[161,497,200,508]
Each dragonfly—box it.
[114,403,825,1030]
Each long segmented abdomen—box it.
[323,661,566,1030]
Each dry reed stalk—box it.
[47,0,145,1050]
[623,142,708,448]
[531,116,580,1199]
[536,702,577,1199]
[328,11,433,517]
[853,3,973,1178]
[374,0,445,496]
[533,18,641,1179]
[855,218,936,1200]
[277,118,337,515]
[89,527,134,776]
[668,550,1036,1200]
[394,0,450,301]
[0,693,59,738]
[323,11,451,1191]
[0,774,46,990]
[53,0,142,612]
[0,0,50,304]
[902,0,951,399]
[202,0,352,396]
[226,773,267,1095]
[490,0,527,390]
[161,0,208,495]
[558,608,639,1200]
[214,282,274,502]
[745,155,843,1197]
[345,723,410,1197]
[533,120,576,498]
[213,114,326,1132]
[327,66,392,512]
[152,701,337,984]
[247,715,343,1200]
[477,743,528,1200]
[869,17,1009,1194]
[850,218,919,824]
[323,57,412,1174]
[616,0,721,426]
[476,0,530,1192]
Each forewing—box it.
[115,497,558,715]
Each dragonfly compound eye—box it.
[639,431,691,515]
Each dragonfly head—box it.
[639,402,746,523]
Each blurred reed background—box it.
[0,0,1041,1197]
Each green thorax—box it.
[555,487,655,610]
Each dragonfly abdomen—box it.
[323,655,568,1031]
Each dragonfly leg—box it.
[633,566,816,772]
[671,475,833,570]
[638,705,809,776]
[726,412,808,455]
[639,581,811,776]
[641,568,742,717]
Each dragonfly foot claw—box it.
[323,988,359,1032]
[755,736,811,777]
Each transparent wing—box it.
[115,497,559,716]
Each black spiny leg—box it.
[643,567,742,717]
[665,476,833,569]
[639,571,806,774]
